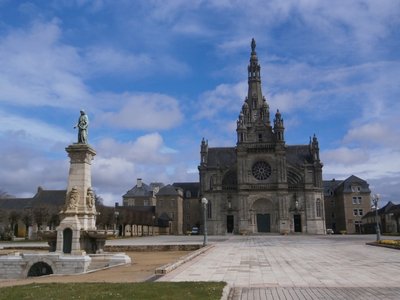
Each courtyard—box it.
[1,234,400,299]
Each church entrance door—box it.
[227,215,234,233]
[257,214,270,232]
[294,214,302,232]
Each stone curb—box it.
[155,244,214,275]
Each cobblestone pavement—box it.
[233,286,400,299]
[157,235,400,299]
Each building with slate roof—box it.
[173,182,201,233]
[122,178,159,207]
[362,201,399,234]
[324,175,371,234]
[0,187,65,239]
[198,39,325,235]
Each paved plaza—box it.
[156,235,400,299]
[2,234,400,299]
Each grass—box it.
[0,282,226,300]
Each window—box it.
[170,200,174,208]
[353,209,358,216]
[359,209,363,216]
[357,197,362,204]
[185,190,191,198]
[258,134,262,142]
[169,212,174,220]
[207,200,212,219]
[316,199,321,217]
[143,200,148,206]
[352,197,357,204]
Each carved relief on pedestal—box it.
[66,187,79,210]
[86,187,95,209]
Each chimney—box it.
[137,178,142,188]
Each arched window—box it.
[207,200,212,219]
[316,198,321,218]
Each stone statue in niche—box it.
[86,187,95,209]
[67,187,79,209]
[74,110,89,144]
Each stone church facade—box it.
[199,39,326,235]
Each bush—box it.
[379,239,400,247]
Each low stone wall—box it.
[0,252,91,279]
[104,244,202,252]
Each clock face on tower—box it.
[252,161,271,180]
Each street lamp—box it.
[152,215,155,236]
[372,194,381,242]
[201,197,208,247]
[114,211,119,236]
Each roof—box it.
[286,145,313,166]
[0,197,32,210]
[323,175,370,194]
[207,147,236,168]
[157,184,182,196]
[173,182,200,198]
[323,179,344,194]
[0,187,66,211]
[32,188,66,207]
[123,182,153,198]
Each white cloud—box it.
[85,47,189,77]
[98,93,183,130]
[0,20,91,108]
[268,90,312,114]
[323,147,400,180]
[195,81,246,120]
[343,122,400,148]
[0,110,73,144]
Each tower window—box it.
[316,199,321,217]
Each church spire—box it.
[237,39,272,144]
[243,39,270,124]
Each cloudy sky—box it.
[0,0,399,206]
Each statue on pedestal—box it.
[74,110,89,144]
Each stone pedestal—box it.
[56,143,97,254]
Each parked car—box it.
[326,229,334,234]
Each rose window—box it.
[252,161,271,180]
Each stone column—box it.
[56,144,97,254]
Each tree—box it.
[33,206,49,230]
[0,189,13,198]
[21,211,33,238]
[8,210,20,237]
[95,194,104,206]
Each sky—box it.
[0,0,399,206]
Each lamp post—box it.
[114,211,119,236]
[201,197,208,247]
[372,194,381,242]
[152,215,155,236]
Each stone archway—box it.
[251,198,277,233]
[27,261,53,277]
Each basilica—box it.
[198,39,326,234]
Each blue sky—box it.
[0,0,399,206]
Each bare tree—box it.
[33,206,49,230]
[8,210,20,237]
[0,189,13,198]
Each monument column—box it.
[56,110,98,254]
